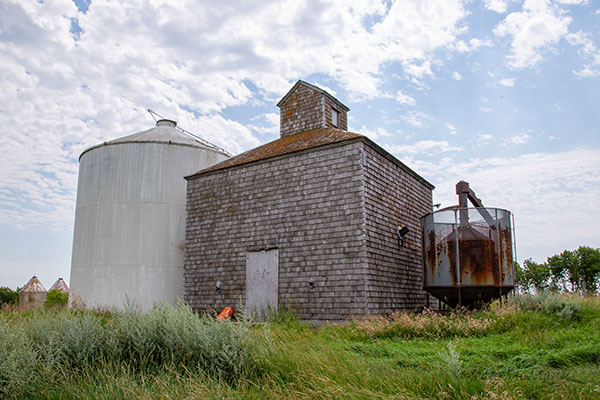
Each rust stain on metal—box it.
[422,203,515,308]
[443,226,500,287]
[426,229,437,281]
[447,238,457,286]
[49,278,69,293]
[500,226,513,283]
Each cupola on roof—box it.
[277,80,350,138]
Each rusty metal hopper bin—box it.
[421,207,515,308]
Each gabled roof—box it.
[186,127,361,178]
[277,80,350,111]
[22,276,47,292]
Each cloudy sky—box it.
[1,0,599,289]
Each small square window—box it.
[332,108,339,127]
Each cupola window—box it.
[332,108,339,127]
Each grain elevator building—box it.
[184,81,434,321]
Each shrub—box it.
[111,302,259,379]
[44,289,68,307]
[0,320,38,398]
[0,286,19,305]
[509,292,582,320]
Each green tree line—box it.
[0,286,19,305]
[0,287,68,307]
[516,246,600,294]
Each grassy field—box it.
[1,294,599,399]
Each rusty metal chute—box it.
[421,182,515,308]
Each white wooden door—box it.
[245,249,278,320]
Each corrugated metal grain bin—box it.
[69,120,229,310]
[20,276,47,309]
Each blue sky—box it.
[1,0,599,289]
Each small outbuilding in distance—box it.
[49,278,70,293]
[19,275,47,309]
[184,80,435,321]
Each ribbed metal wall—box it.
[69,120,228,310]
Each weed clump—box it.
[352,309,495,339]
[0,320,38,398]
[508,292,582,320]
[112,302,258,378]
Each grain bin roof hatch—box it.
[421,181,515,308]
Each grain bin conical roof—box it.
[22,276,47,292]
[80,119,228,160]
[49,278,69,293]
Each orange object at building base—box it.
[217,306,235,321]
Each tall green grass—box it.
[1,293,599,399]
[0,302,263,398]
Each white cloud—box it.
[455,38,493,53]
[479,106,493,112]
[453,71,463,80]
[477,133,494,145]
[402,60,433,81]
[499,77,516,86]
[555,0,587,4]
[400,110,432,128]
[0,0,473,232]
[483,0,512,13]
[572,66,600,78]
[249,113,280,136]
[446,123,458,135]
[567,31,600,77]
[494,0,572,69]
[505,133,530,145]
[386,140,463,156]
[357,125,393,140]
[395,90,416,106]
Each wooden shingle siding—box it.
[184,138,434,321]
[185,142,368,320]
[361,143,433,313]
